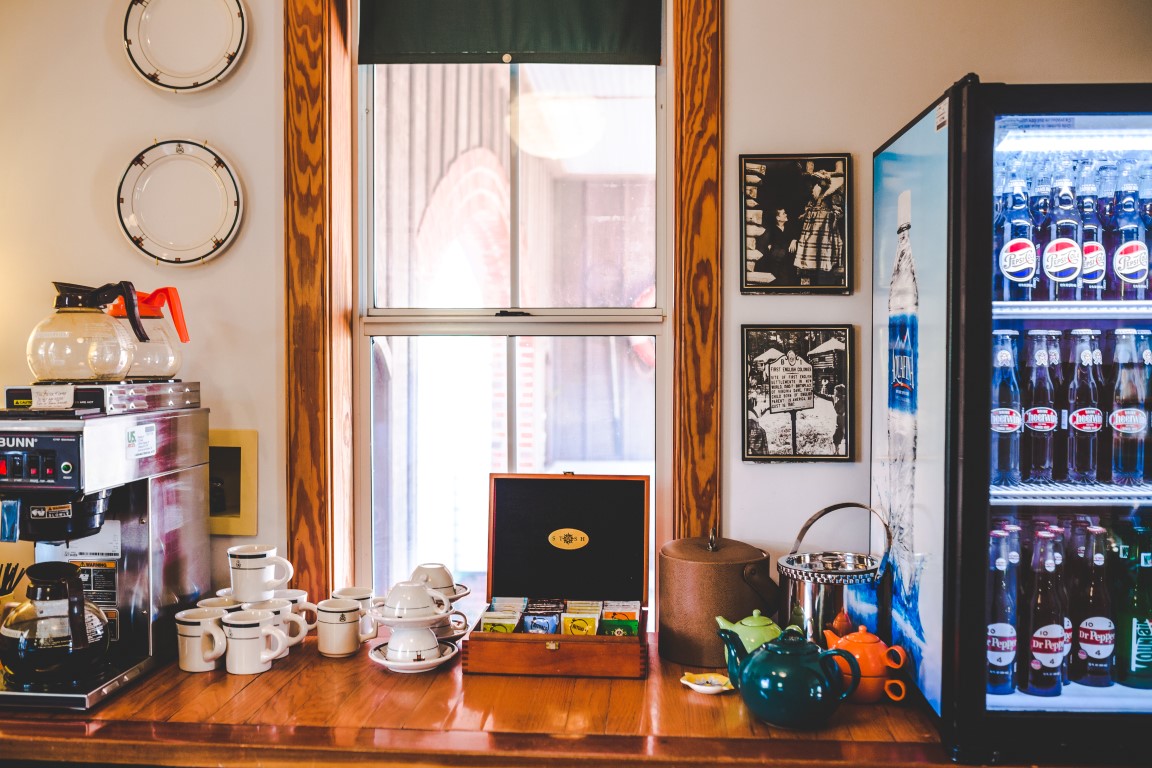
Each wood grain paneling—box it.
[284,0,354,601]
[672,0,723,539]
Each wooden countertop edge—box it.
[0,718,954,768]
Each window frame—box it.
[283,0,721,601]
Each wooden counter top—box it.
[0,629,977,768]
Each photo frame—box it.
[742,324,854,461]
[740,154,852,294]
[208,429,258,536]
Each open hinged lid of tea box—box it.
[461,473,650,678]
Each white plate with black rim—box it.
[368,641,459,674]
[117,139,243,265]
[123,0,248,92]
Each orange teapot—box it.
[823,625,907,704]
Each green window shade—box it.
[358,0,662,65]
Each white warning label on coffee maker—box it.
[125,423,157,459]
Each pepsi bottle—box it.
[991,330,1022,486]
[1077,163,1107,301]
[1111,328,1147,486]
[1043,159,1083,301]
[987,529,1017,695]
[1067,330,1102,484]
[1023,331,1057,483]
[997,172,1038,301]
[1112,161,1149,301]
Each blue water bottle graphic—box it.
[888,189,918,613]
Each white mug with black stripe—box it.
[222,609,288,674]
[175,607,228,673]
[226,544,294,603]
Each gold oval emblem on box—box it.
[548,528,589,550]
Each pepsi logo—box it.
[999,238,1037,282]
[1070,407,1103,432]
[990,408,1022,433]
[1114,241,1150,284]
[1043,238,1083,282]
[1080,241,1106,283]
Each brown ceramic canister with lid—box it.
[657,531,778,668]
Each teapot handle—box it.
[820,648,860,701]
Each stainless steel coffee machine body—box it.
[0,407,209,708]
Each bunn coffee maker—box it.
[0,403,209,708]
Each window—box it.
[356,60,664,592]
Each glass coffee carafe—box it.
[0,561,110,684]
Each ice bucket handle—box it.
[788,502,892,575]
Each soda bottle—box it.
[1020,530,1064,696]
[1067,330,1102,483]
[1070,524,1116,687]
[987,529,1017,695]
[887,190,918,605]
[1092,329,1113,483]
[1046,331,1069,481]
[1047,524,1073,683]
[1077,162,1108,301]
[1112,160,1149,301]
[1022,331,1057,483]
[1043,158,1083,302]
[1110,328,1147,485]
[990,330,1022,486]
[1030,159,1054,263]
[1116,528,1152,689]
[997,170,1038,301]
[1140,328,1152,482]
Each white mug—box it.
[227,544,295,603]
[331,586,385,637]
[316,598,377,657]
[410,563,455,594]
[385,626,440,663]
[374,580,451,619]
[175,607,228,673]
[273,588,319,638]
[222,609,288,674]
[197,596,243,613]
[242,598,308,657]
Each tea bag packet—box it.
[600,600,641,636]
[480,610,521,633]
[561,611,600,636]
[565,600,603,615]
[490,596,528,612]
[522,598,565,634]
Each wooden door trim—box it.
[282,0,723,591]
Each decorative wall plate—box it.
[123,0,247,92]
[117,139,244,265]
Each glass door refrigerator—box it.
[871,73,1152,764]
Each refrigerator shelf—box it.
[988,683,1152,713]
[992,300,1152,319]
[990,482,1152,506]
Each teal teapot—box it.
[718,624,860,730]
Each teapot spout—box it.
[715,615,738,632]
[822,629,841,649]
[716,628,746,689]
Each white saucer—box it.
[445,583,471,603]
[373,612,451,629]
[368,641,459,674]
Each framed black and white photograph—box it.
[742,324,854,462]
[740,154,851,294]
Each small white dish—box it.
[372,612,449,630]
[445,583,471,603]
[432,621,468,644]
[368,641,459,674]
[680,672,734,694]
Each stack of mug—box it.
[177,544,317,675]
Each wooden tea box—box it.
[461,473,650,678]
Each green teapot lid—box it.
[767,625,819,655]
[739,609,774,627]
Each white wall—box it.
[0,1,284,590]
[4,0,1149,594]
[723,0,1152,565]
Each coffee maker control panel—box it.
[0,433,81,491]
